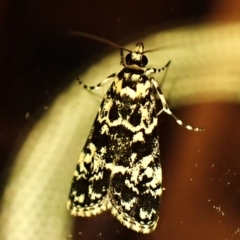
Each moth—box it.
[67,33,203,233]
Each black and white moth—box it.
[67,37,203,234]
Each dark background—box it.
[0,1,240,239]
[0,0,212,169]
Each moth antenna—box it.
[68,31,132,53]
[143,46,169,54]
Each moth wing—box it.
[109,126,162,233]
[67,86,115,216]
[108,86,162,233]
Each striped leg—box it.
[145,60,171,75]
[77,73,116,90]
[120,49,125,66]
[151,78,204,132]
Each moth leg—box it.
[145,60,171,75]
[151,78,204,132]
[120,48,125,66]
[77,73,116,91]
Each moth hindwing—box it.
[67,41,203,234]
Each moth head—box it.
[125,42,148,67]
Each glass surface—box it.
[0,1,240,240]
